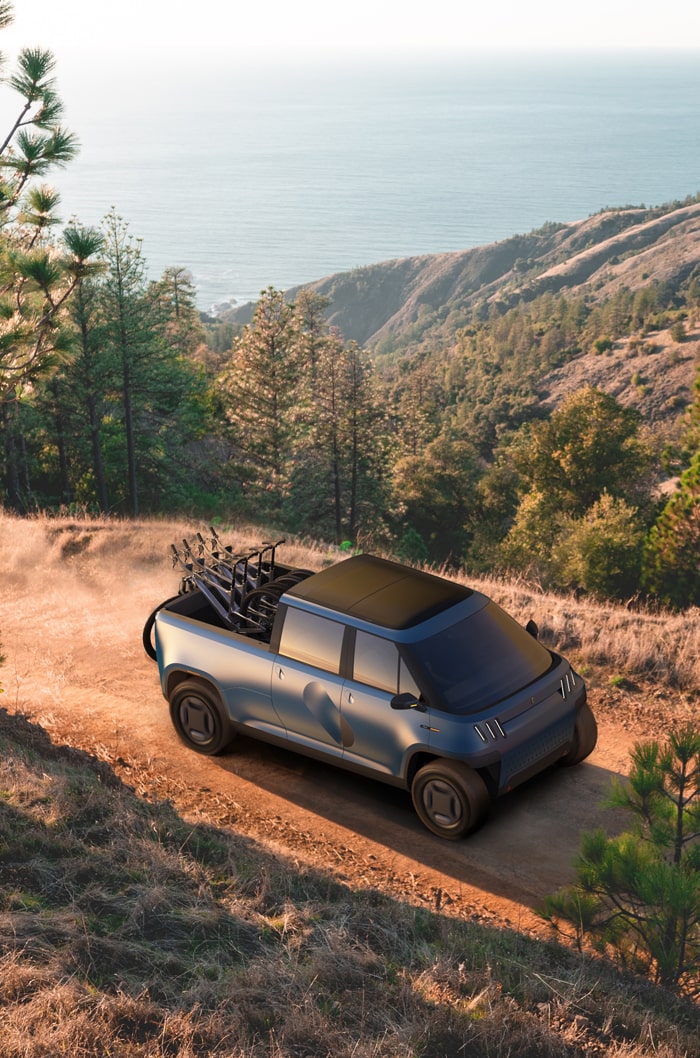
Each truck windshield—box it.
[407,601,554,715]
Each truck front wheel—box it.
[560,702,597,766]
[411,760,490,840]
[169,679,233,755]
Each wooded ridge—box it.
[201,196,700,612]
[226,198,700,353]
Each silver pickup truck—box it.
[145,538,596,839]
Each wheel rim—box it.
[420,777,465,830]
[178,693,217,747]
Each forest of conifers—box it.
[1,4,699,610]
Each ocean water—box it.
[46,52,700,313]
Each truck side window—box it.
[353,630,399,693]
[278,608,345,674]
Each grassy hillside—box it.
[2,704,700,1057]
[1,513,699,1055]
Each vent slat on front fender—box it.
[474,717,506,742]
[560,669,576,699]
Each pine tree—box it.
[0,6,100,399]
[342,340,387,541]
[98,210,153,515]
[149,266,206,358]
[68,270,110,511]
[4,214,212,514]
[393,360,441,458]
[293,288,330,378]
[294,332,388,543]
[542,727,700,994]
[218,287,301,521]
[643,455,700,608]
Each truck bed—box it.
[162,590,273,643]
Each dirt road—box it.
[0,517,636,934]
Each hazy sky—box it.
[2,0,700,64]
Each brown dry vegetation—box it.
[538,323,699,429]
[1,512,700,1056]
[3,707,699,1058]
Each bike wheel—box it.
[269,569,314,592]
[240,584,284,633]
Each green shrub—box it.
[553,493,645,599]
[542,726,700,995]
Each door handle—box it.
[347,693,354,704]
[277,668,285,680]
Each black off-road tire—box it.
[411,760,490,840]
[560,702,598,766]
[169,679,234,755]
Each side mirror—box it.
[390,692,426,712]
[526,619,539,639]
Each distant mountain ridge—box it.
[225,199,700,352]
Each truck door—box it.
[341,629,431,779]
[271,607,348,759]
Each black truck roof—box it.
[285,554,473,630]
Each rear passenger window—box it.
[278,608,345,674]
[353,631,399,693]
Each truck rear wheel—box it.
[169,679,233,755]
[411,760,490,840]
[560,702,597,766]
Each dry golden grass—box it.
[1,511,699,1055]
[1,706,699,1058]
